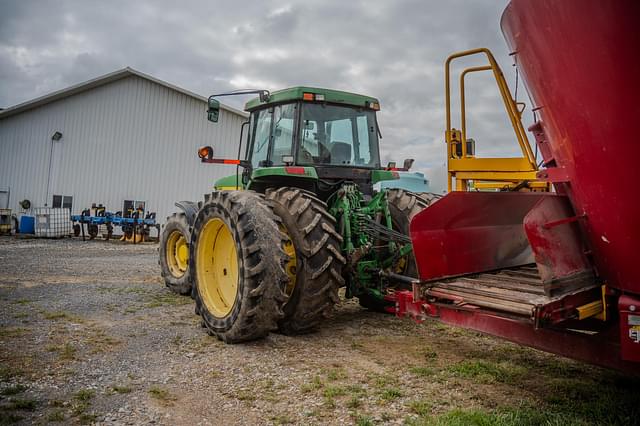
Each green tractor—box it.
[159,87,438,342]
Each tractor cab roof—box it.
[244,86,380,112]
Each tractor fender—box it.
[174,201,199,227]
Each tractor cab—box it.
[207,87,387,200]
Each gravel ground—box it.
[0,237,638,425]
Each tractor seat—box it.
[331,142,352,165]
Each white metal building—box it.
[0,68,247,224]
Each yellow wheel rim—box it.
[196,218,239,318]
[280,225,297,298]
[166,231,189,277]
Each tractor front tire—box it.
[266,187,345,335]
[191,191,289,343]
[159,213,192,295]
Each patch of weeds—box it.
[409,366,435,377]
[323,386,347,398]
[12,313,28,319]
[110,385,132,394]
[0,327,29,338]
[270,413,294,425]
[78,413,98,425]
[47,409,65,422]
[408,399,432,417]
[49,399,65,407]
[74,389,95,402]
[0,366,21,382]
[11,299,30,305]
[368,373,398,389]
[235,389,256,402]
[47,343,77,361]
[354,414,375,426]
[7,398,37,410]
[350,339,364,350]
[71,401,90,417]
[124,307,139,314]
[0,412,23,424]
[301,375,323,393]
[0,385,27,396]
[379,387,402,401]
[346,396,362,409]
[446,360,525,384]
[42,310,82,322]
[325,367,347,381]
[148,386,176,405]
[145,292,192,308]
[345,384,366,396]
[419,349,438,360]
[85,329,121,354]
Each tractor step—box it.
[424,265,600,321]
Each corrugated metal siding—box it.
[0,75,245,224]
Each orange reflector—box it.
[302,93,314,101]
[198,146,212,159]
[222,159,241,165]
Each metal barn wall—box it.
[0,75,245,224]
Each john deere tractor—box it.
[159,87,438,342]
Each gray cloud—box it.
[1,0,533,192]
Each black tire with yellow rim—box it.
[266,187,345,335]
[159,213,192,295]
[190,190,290,343]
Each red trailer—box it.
[392,0,640,374]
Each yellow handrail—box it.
[445,48,539,192]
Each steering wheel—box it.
[300,148,314,163]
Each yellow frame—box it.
[444,48,543,192]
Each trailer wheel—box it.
[88,224,99,240]
[159,213,192,295]
[191,190,289,343]
[266,187,345,335]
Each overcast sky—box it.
[0,0,529,192]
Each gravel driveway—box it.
[0,237,638,425]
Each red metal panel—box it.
[410,192,546,281]
[523,195,593,290]
[501,0,640,294]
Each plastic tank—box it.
[34,208,72,238]
[19,215,35,234]
[501,0,640,294]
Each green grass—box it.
[47,343,77,361]
[446,360,525,384]
[0,327,29,338]
[110,385,132,394]
[74,389,96,401]
[354,414,375,426]
[42,311,82,322]
[408,399,432,417]
[145,292,192,308]
[0,367,21,382]
[346,396,362,409]
[0,385,27,396]
[323,386,347,398]
[148,386,176,403]
[47,410,65,422]
[0,412,23,424]
[409,366,436,377]
[6,398,37,411]
[380,387,403,401]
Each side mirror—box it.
[207,98,220,122]
[403,158,414,171]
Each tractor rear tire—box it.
[266,187,345,335]
[190,190,290,343]
[159,213,192,295]
[386,188,439,278]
